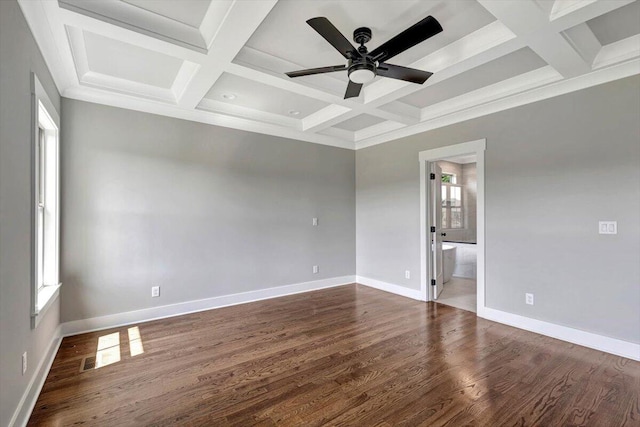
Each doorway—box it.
[419,139,486,314]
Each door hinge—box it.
[430,173,436,180]
[431,279,436,286]
[430,226,436,232]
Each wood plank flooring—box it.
[29,284,640,426]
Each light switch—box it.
[312,218,318,226]
[599,221,617,234]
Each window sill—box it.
[32,283,61,329]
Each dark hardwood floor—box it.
[29,284,639,426]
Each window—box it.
[31,73,60,328]
[441,173,457,184]
[442,183,463,229]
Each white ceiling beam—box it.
[226,21,523,133]
[303,110,361,133]
[548,0,636,32]
[562,23,602,66]
[592,34,640,69]
[302,105,351,131]
[56,6,206,63]
[177,1,278,109]
[362,21,521,106]
[171,62,202,102]
[420,66,562,121]
[199,0,234,48]
[58,0,207,52]
[198,99,301,130]
[226,62,346,105]
[478,0,590,77]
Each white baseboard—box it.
[354,275,639,361]
[61,275,355,337]
[356,276,424,301]
[479,306,640,361]
[9,326,62,427]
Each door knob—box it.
[440,232,447,237]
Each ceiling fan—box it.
[286,16,443,99]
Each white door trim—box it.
[419,139,486,310]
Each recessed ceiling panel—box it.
[587,1,640,46]
[83,31,183,88]
[22,0,640,149]
[398,48,547,109]
[242,0,495,81]
[333,114,383,132]
[203,73,329,118]
[121,0,211,28]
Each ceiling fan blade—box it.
[307,17,360,60]
[370,15,442,63]
[286,65,347,78]
[344,80,363,99]
[377,63,433,84]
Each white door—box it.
[431,163,444,299]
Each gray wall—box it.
[356,75,640,343]
[0,1,62,425]
[60,99,356,322]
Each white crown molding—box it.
[62,84,355,149]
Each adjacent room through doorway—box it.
[434,154,478,313]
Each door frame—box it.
[419,139,486,314]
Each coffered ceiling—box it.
[19,0,640,149]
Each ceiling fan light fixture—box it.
[348,63,376,84]
[286,16,443,98]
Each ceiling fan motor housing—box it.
[353,27,372,45]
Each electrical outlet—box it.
[151,286,160,298]
[599,221,617,234]
[22,352,27,375]
[313,265,319,274]
[525,293,534,305]
[405,270,411,279]
[312,217,318,226]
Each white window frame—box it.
[441,182,464,230]
[31,73,60,328]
